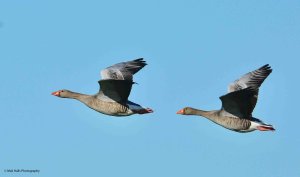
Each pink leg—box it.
[134,108,153,114]
[257,126,275,131]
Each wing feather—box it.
[220,87,258,118]
[98,80,134,103]
[228,64,272,93]
[100,58,147,80]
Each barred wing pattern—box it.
[228,64,272,93]
[100,58,147,81]
[220,64,272,119]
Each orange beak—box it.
[51,91,60,96]
[176,109,184,114]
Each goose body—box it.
[52,58,153,116]
[177,64,275,132]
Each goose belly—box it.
[84,100,133,116]
[209,117,252,132]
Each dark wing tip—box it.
[133,58,147,66]
[134,58,144,61]
[260,64,272,73]
[124,58,148,75]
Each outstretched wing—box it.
[97,58,148,102]
[226,64,272,114]
[220,87,258,118]
[98,80,134,103]
[100,58,147,81]
[228,64,272,93]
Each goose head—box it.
[176,107,196,115]
[51,89,72,98]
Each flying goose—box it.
[177,64,274,132]
[52,58,153,116]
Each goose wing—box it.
[220,87,258,119]
[97,58,147,103]
[97,80,134,103]
[100,58,147,80]
[224,64,272,117]
[228,64,272,93]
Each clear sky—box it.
[0,0,299,177]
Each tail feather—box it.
[127,101,153,114]
[133,108,153,114]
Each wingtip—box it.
[134,58,143,60]
[259,64,273,74]
[261,64,272,69]
[133,58,147,65]
[134,58,145,62]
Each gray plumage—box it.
[100,58,147,80]
[177,64,274,132]
[97,58,146,104]
[52,58,153,116]
[222,64,272,119]
[228,64,272,92]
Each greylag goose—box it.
[52,58,153,116]
[177,64,275,132]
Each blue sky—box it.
[0,0,299,177]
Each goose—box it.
[52,58,153,116]
[177,64,275,132]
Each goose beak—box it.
[176,109,184,114]
[51,91,60,96]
